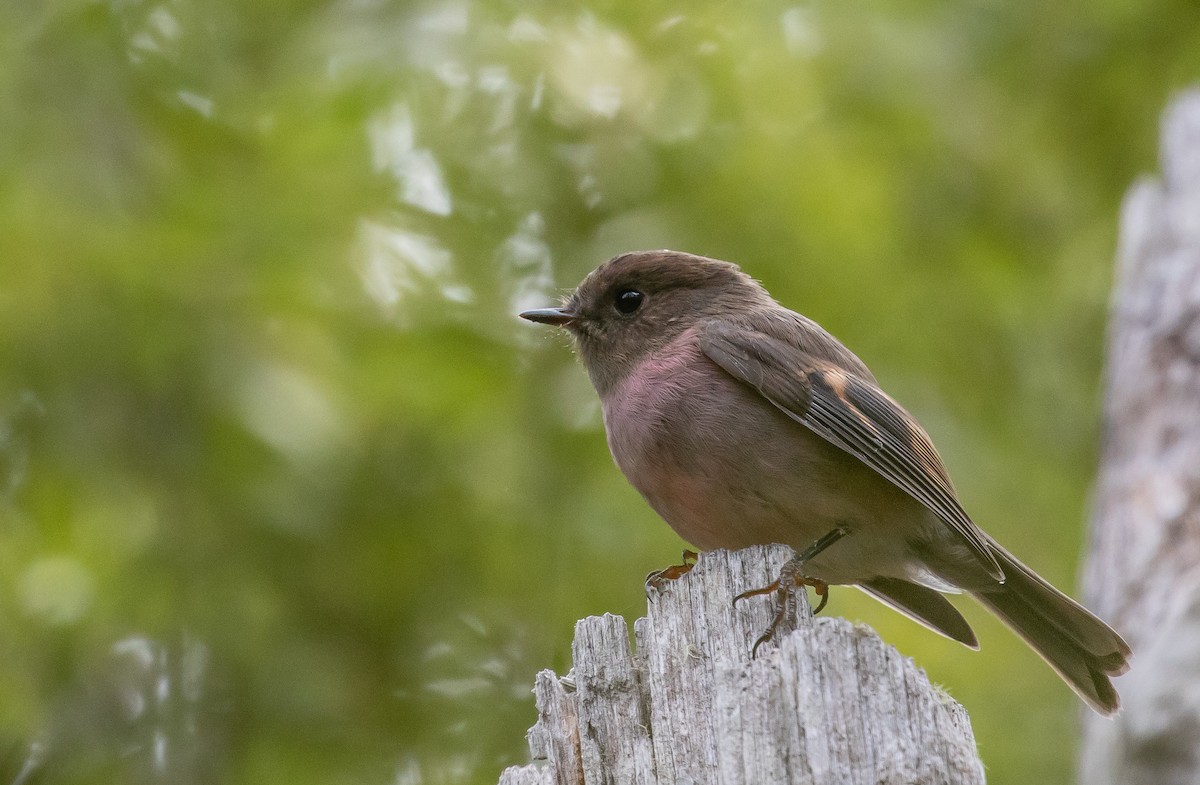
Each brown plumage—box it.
[521,249,1131,714]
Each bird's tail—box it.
[970,542,1131,714]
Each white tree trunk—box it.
[497,545,984,785]
[1080,89,1200,785]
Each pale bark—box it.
[498,545,984,785]
[1080,90,1200,785]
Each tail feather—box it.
[860,577,979,649]
[971,544,1130,715]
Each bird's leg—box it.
[645,549,699,593]
[733,527,848,657]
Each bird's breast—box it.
[602,334,818,548]
[599,332,933,583]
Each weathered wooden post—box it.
[1080,89,1200,785]
[497,545,984,785]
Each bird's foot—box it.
[733,557,829,657]
[733,528,848,657]
[645,549,699,594]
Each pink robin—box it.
[521,249,1130,714]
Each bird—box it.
[519,249,1131,715]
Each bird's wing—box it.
[699,319,1004,581]
[858,577,978,648]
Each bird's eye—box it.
[614,289,644,314]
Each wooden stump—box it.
[497,545,984,785]
[1080,89,1200,785]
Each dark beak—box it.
[519,307,577,327]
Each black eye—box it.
[614,289,644,314]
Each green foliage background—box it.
[1,1,1198,782]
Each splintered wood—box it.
[497,545,984,785]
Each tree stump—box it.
[1080,89,1200,785]
[496,545,984,785]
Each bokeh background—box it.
[2,1,1199,783]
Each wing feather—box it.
[700,320,1003,581]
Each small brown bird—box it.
[521,249,1130,714]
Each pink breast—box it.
[600,331,745,549]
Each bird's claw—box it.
[735,559,830,657]
[645,549,699,594]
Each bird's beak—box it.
[519,307,577,327]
